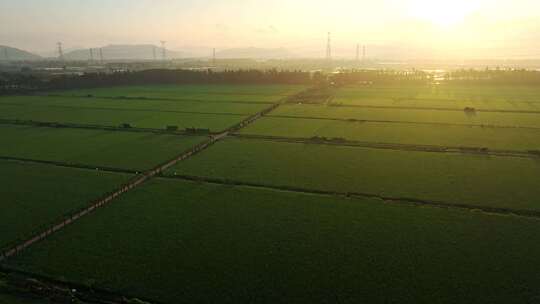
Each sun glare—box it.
[409,0,480,27]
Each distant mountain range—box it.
[63,44,184,61]
[1,45,296,62]
[0,45,41,61]
[215,47,292,59]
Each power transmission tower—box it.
[152,46,157,61]
[89,48,94,62]
[356,44,360,61]
[57,42,64,61]
[363,45,366,61]
[99,48,104,63]
[212,48,216,66]
[3,47,8,62]
[160,41,167,61]
[326,32,332,61]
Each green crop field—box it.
[0,103,248,131]
[334,84,540,110]
[0,105,249,132]
[239,117,540,151]
[3,82,540,303]
[0,160,130,249]
[0,124,206,171]
[332,97,540,111]
[0,95,270,114]
[51,84,307,102]
[168,138,540,211]
[271,104,540,128]
[0,84,307,132]
[5,179,540,303]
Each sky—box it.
[1,0,540,59]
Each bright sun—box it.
[409,0,479,27]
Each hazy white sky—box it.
[1,0,539,58]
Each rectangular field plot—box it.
[168,138,540,211]
[51,84,306,103]
[0,95,270,114]
[332,97,540,112]
[334,85,540,110]
[271,104,540,128]
[5,179,540,303]
[0,103,245,131]
[0,125,206,171]
[0,160,130,250]
[239,117,540,151]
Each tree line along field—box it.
[0,160,130,250]
[5,178,540,304]
[0,124,207,171]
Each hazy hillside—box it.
[0,46,41,61]
[63,44,184,61]
[216,47,292,59]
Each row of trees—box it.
[0,73,43,94]
[4,68,540,94]
[332,69,431,86]
[46,69,314,90]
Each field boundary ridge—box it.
[164,174,540,219]
[231,134,540,159]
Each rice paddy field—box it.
[168,138,540,211]
[51,84,306,103]
[6,179,540,304]
[0,84,306,131]
[0,124,207,171]
[2,83,540,303]
[333,84,540,109]
[271,104,540,128]
[0,160,129,250]
[0,103,247,131]
[239,116,540,151]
